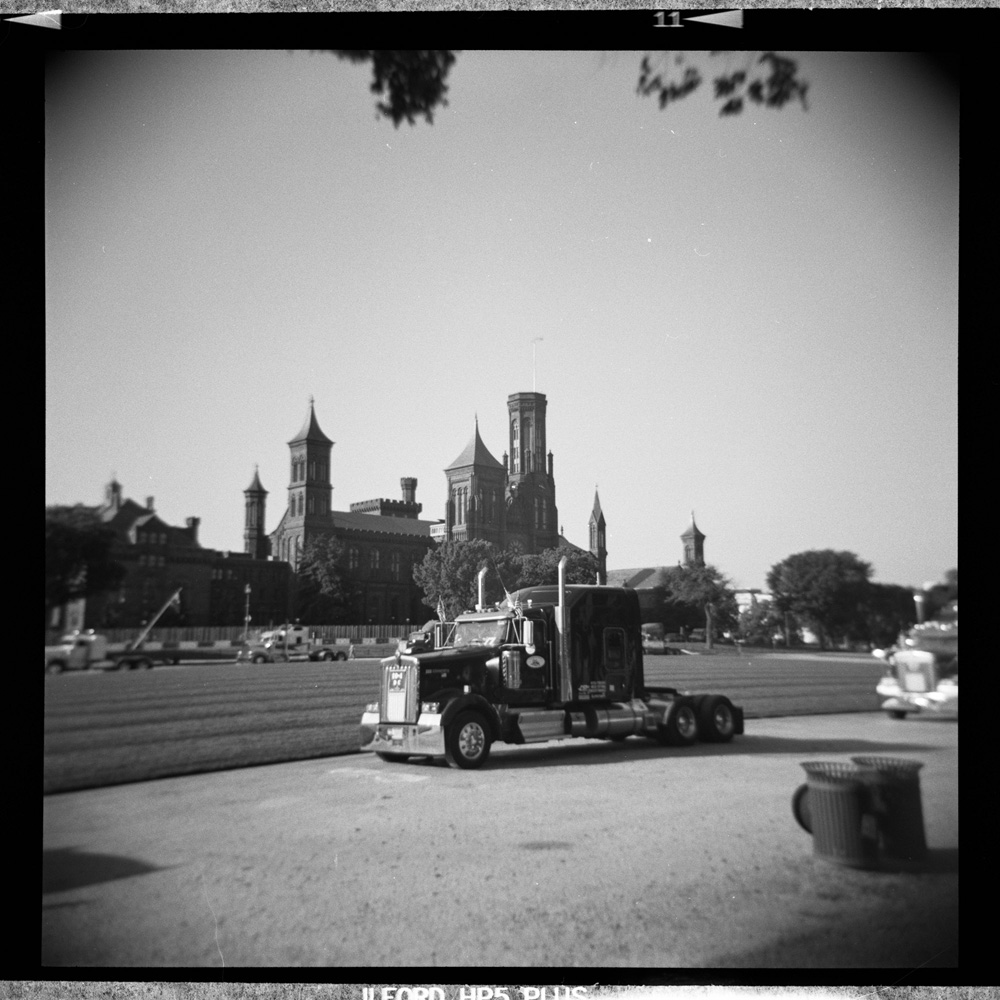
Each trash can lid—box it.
[800,761,871,783]
[850,755,923,776]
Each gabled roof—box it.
[446,421,504,472]
[289,401,333,446]
[605,566,676,590]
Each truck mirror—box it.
[523,619,534,648]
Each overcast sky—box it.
[45,50,957,592]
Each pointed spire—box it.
[446,420,504,471]
[591,487,604,522]
[246,465,267,494]
[289,398,333,446]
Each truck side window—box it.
[605,627,626,671]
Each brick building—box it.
[50,479,292,631]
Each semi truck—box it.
[236,624,352,663]
[44,588,238,672]
[873,616,958,719]
[360,558,744,769]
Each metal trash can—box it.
[851,755,927,863]
[793,761,880,869]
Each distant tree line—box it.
[45,506,955,646]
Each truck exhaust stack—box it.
[558,556,571,702]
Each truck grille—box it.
[381,656,419,723]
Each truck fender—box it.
[439,692,502,741]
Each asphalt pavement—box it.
[42,711,957,967]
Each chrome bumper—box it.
[877,679,958,714]
[360,711,446,756]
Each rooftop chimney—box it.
[401,477,417,504]
[146,496,155,510]
[186,516,200,541]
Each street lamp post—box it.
[244,583,252,639]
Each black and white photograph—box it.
[36,16,961,969]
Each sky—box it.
[45,50,957,593]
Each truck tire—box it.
[334,651,347,661]
[659,700,698,747]
[46,662,65,675]
[888,709,908,720]
[696,695,737,742]
[376,752,411,763]
[252,654,267,664]
[317,650,334,661]
[444,711,492,769]
[135,657,153,670]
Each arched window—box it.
[512,421,520,473]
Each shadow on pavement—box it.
[43,846,172,895]
[470,733,948,769]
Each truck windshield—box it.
[452,618,509,647]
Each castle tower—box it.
[589,488,607,584]
[243,466,268,560]
[506,392,558,552]
[444,417,506,546]
[278,399,334,570]
[681,511,705,567]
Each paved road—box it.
[42,711,956,968]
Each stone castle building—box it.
[260,392,608,623]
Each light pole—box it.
[244,583,252,639]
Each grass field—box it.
[43,654,885,793]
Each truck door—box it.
[501,620,550,705]
[603,627,631,699]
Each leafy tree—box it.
[413,539,520,620]
[638,51,809,116]
[326,50,458,126]
[295,534,355,624]
[736,598,784,647]
[324,50,807,127]
[45,505,126,614]
[514,547,599,590]
[923,568,958,620]
[862,582,918,649]
[767,549,873,650]
[658,563,735,650]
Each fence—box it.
[45,623,411,646]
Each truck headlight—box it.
[421,702,440,714]
[364,702,379,713]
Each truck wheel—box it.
[888,709,908,720]
[376,752,411,763]
[660,701,698,747]
[697,695,736,742]
[252,654,267,664]
[135,658,153,670]
[45,662,65,675]
[335,651,347,661]
[318,650,334,661]
[444,711,492,769]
